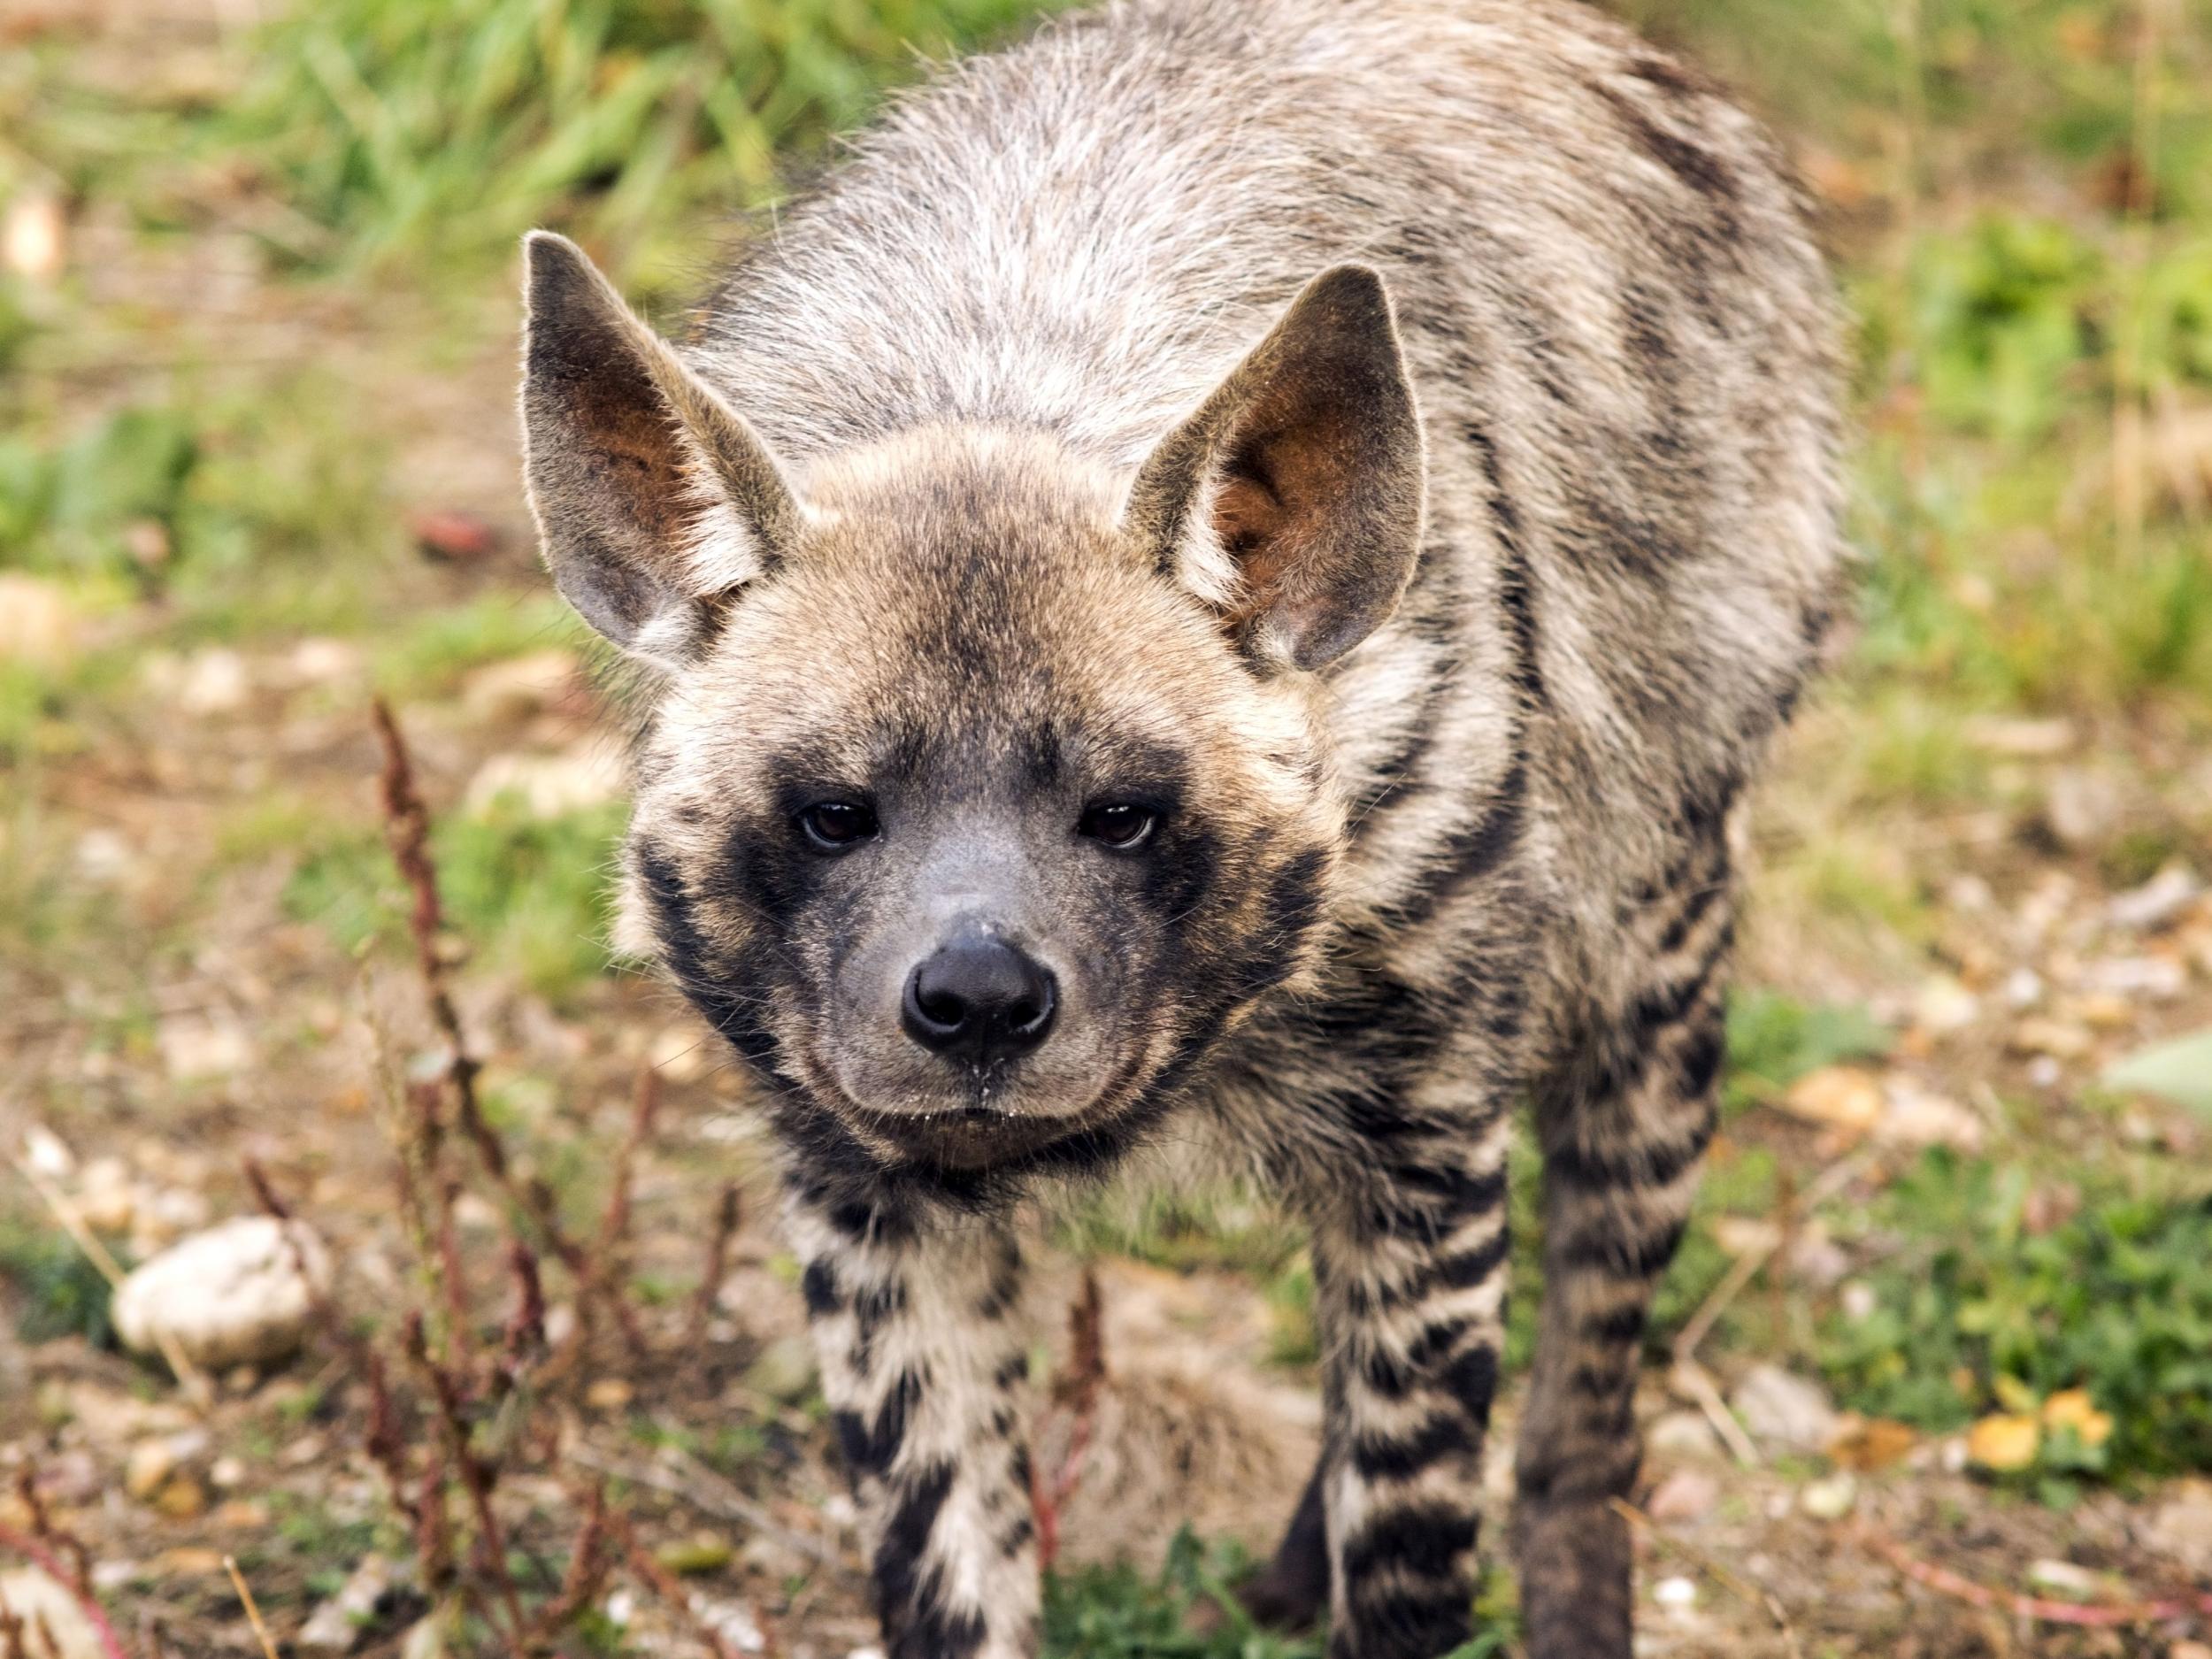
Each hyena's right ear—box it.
[518,231,802,666]
[1123,265,1426,673]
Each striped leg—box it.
[1310,1106,1513,1659]
[1515,923,1732,1659]
[787,1193,1039,1659]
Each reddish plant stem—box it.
[1856,1523,2212,1627]
[0,1526,129,1659]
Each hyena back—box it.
[517,2,1844,1655]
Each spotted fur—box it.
[516,3,1844,1655]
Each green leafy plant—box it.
[1819,1149,2212,1480]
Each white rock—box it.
[462,649,581,726]
[23,1124,74,1178]
[0,1568,106,1659]
[2110,865,2201,932]
[2144,1482,2212,1578]
[1730,1364,1839,1452]
[1647,1410,1722,1461]
[1800,1472,1857,1520]
[1652,1575,1698,1610]
[113,1217,330,1371]
[463,743,623,819]
[298,1554,395,1653]
[0,574,81,664]
[157,1017,255,1081]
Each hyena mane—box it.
[517,2,1846,1656]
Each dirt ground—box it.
[4,0,2212,1655]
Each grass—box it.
[5,0,2212,1648]
[1818,1148,2212,1486]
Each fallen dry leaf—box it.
[1827,1414,1918,1472]
[2040,1388,2114,1448]
[1966,1413,2041,1472]
[1779,1066,1884,1136]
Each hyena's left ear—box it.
[1124,265,1425,672]
[519,231,802,666]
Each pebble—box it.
[298,1554,396,1653]
[125,1439,178,1500]
[2110,865,2200,932]
[1652,1576,1699,1611]
[2144,1481,2212,1578]
[744,1334,820,1405]
[1646,1469,1719,1523]
[1647,1411,1723,1461]
[1730,1364,1839,1452]
[0,1568,105,1659]
[1800,1472,1857,1519]
[112,1217,331,1371]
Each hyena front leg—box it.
[1515,903,1733,1659]
[1310,1102,1514,1659]
[786,1190,1038,1659]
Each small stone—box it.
[584,1378,634,1412]
[1646,1469,1719,1523]
[2143,1481,2212,1578]
[2043,767,2121,850]
[211,1499,269,1530]
[157,1018,256,1081]
[23,1125,74,1178]
[1827,1416,1916,1472]
[112,1217,331,1371]
[2003,967,2046,1010]
[2027,1056,2062,1088]
[125,1439,178,1500]
[0,575,81,664]
[2026,1559,2100,1596]
[177,647,252,715]
[1839,1281,1879,1322]
[74,1157,137,1233]
[1912,976,1980,1036]
[153,1475,207,1520]
[210,1456,246,1490]
[2081,955,2189,1000]
[1778,1066,1883,1136]
[744,1334,819,1405]
[462,649,583,726]
[691,1595,766,1654]
[0,1568,105,1659]
[298,1554,394,1653]
[463,743,625,820]
[656,1533,735,1577]
[2011,1018,2092,1060]
[1652,1576,1698,1610]
[1879,1079,1983,1151]
[1799,1472,1857,1520]
[2110,864,2200,932]
[1730,1364,1839,1452]
[1647,1411,1721,1461]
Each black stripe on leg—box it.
[1340,1500,1481,1584]
[1350,1411,1479,1483]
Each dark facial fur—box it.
[518,2,1845,1655]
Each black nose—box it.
[902,930,1057,1064]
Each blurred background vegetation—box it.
[4,0,2211,1655]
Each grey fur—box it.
[517,2,1844,1655]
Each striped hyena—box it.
[516,1,1843,1654]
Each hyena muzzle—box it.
[515,1,1844,1655]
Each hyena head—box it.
[518,233,1425,1185]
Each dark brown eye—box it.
[1078,802,1159,851]
[797,801,878,851]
